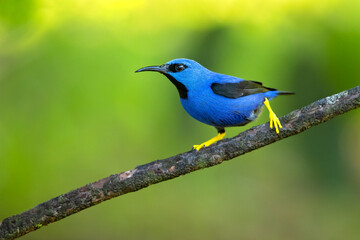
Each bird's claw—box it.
[193,144,206,151]
[269,111,282,134]
[264,97,282,134]
[192,132,226,151]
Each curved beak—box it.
[135,64,168,74]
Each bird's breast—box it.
[180,89,265,127]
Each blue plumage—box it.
[136,58,293,150]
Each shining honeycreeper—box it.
[136,58,294,151]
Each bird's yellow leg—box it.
[193,132,226,151]
[264,97,282,134]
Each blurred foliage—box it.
[0,0,360,239]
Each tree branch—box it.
[1,86,359,240]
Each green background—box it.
[1,0,360,239]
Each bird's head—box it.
[135,58,210,99]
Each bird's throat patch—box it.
[163,73,188,99]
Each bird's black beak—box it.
[135,64,168,74]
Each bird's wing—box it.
[211,80,277,99]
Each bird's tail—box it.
[277,91,295,95]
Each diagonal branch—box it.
[1,86,360,240]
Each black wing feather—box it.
[211,80,277,99]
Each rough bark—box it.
[1,86,359,240]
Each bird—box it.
[135,58,294,151]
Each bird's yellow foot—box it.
[193,132,226,151]
[264,97,282,134]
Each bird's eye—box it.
[175,64,185,72]
[169,64,187,73]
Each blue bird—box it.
[136,58,293,151]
